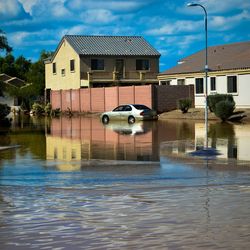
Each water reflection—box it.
[45,117,198,169]
[1,116,250,249]
[46,117,157,168]
[1,115,250,165]
[161,121,250,165]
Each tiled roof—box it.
[64,35,161,56]
[160,41,250,75]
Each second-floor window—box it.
[61,69,65,76]
[52,62,56,74]
[91,59,104,70]
[195,78,204,94]
[136,59,149,70]
[70,59,75,72]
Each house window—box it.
[161,80,171,85]
[61,69,65,76]
[227,76,237,93]
[52,63,56,74]
[70,59,75,72]
[91,59,104,70]
[210,77,216,91]
[136,59,149,70]
[177,79,185,85]
[195,78,204,94]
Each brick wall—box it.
[50,84,194,113]
[154,85,194,113]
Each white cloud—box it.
[146,20,203,35]
[60,25,88,36]
[81,9,118,24]
[9,29,59,47]
[18,0,71,19]
[66,0,149,12]
[9,31,29,46]
[198,0,250,14]
[0,0,31,20]
[19,0,39,13]
[210,10,250,31]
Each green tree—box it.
[0,29,12,53]
[0,54,16,76]
[14,56,31,80]
[26,50,53,97]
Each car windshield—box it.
[133,105,150,110]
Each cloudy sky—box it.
[1,0,250,71]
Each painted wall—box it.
[159,71,250,108]
[50,85,193,113]
[50,85,153,112]
[45,39,80,90]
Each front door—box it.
[116,59,124,80]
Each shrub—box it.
[51,108,61,117]
[207,94,234,113]
[214,100,235,121]
[31,103,44,115]
[178,98,192,113]
[0,103,11,119]
[44,103,52,115]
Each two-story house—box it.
[158,41,250,109]
[45,35,161,94]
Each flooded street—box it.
[0,116,250,249]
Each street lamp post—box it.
[187,3,208,149]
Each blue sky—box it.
[1,0,250,71]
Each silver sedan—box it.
[101,104,158,124]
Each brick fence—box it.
[50,85,194,113]
[154,85,194,113]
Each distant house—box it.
[0,73,25,109]
[158,41,250,108]
[45,35,161,94]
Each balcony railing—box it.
[80,71,158,82]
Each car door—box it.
[120,105,132,120]
[111,105,125,120]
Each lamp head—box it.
[187,3,199,7]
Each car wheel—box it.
[102,115,109,124]
[128,116,135,124]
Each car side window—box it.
[113,106,124,112]
[123,105,132,111]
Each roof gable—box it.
[160,41,250,75]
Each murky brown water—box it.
[0,115,250,249]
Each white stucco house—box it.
[158,41,250,108]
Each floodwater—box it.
[0,115,250,249]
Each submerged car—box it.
[101,104,158,124]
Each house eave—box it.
[158,68,250,79]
